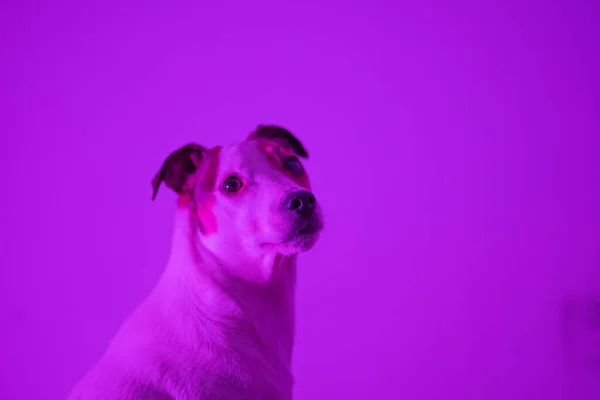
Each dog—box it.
[68,126,323,400]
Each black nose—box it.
[284,190,317,216]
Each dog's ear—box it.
[248,125,308,158]
[151,144,206,200]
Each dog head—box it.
[152,126,323,265]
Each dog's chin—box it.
[291,218,323,247]
[260,218,323,255]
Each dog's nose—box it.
[284,190,317,216]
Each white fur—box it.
[69,140,321,400]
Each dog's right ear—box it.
[151,144,206,200]
[248,125,309,158]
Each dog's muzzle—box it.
[283,189,322,237]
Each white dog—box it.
[68,126,323,399]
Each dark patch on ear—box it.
[248,125,309,158]
[151,144,206,200]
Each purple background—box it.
[1,1,599,399]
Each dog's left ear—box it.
[151,144,206,200]
[248,125,308,158]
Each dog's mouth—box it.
[259,216,323,253]
[296,218,323,236]
[283,216,323,248]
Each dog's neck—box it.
[158,198,297,368]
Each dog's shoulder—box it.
[69,346,255,399]
[69,381,173,400]
[67,356,173,400]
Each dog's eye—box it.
[222,176,243,193]
[284,156,304,176]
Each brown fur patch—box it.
[248,125,309,158]
[256,139,311,190]
[151,144,206,200]
[194,146,221,235]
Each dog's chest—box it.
[238,348,293,400]
[200,348,292,400]
[162,339,292,400]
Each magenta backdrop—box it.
[1,0,599,399]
